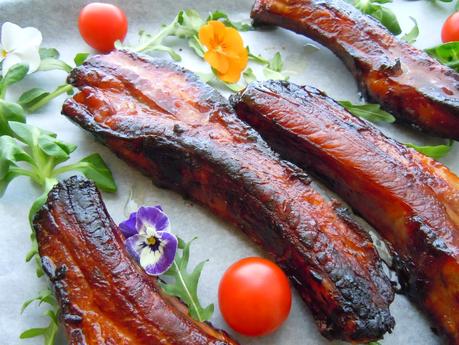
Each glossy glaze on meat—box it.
[231,80,459,344]
[61,50,394,342]
[33,176,239,345]
[251,0,459,140]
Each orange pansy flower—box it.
[198,20,248,83]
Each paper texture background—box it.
[0,0,457,344]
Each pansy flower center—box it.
[146,235,157,246]
[0,49,7,59]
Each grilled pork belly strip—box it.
[33,176,239,345]
[251,0,459,140]
[231,80,459,344]
[62,50,394,342]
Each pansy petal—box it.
[125,234,145,263]
[119,211,138,238]
[204,50,229,74]
[1,22,42,52]
[136,206,171,235]
[11,46,41,73]
[198,22,215,49]
[143,231,178,275]
[221,27,245,52]
[18,26,42,48]
[1,22,22,52]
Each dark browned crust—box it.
[251,0,459,140]
[61,50,394,342]
[230,80,459,344]
[33,176,239,345]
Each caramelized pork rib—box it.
[33,176,239,345]
[61,50,394,342]
[231,80,459,344]
[251,0,459,140]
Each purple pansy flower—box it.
[119,206,177,276]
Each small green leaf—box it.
[1,63,29,88]
[38,58,72,73]
[25,232,38,262]
[339,100,396,123]
[0,135,33,167]
[37,134,76,162]
[21,289,56,314]
[426,41,459,72]
[70,153,117,192]
[268,52,284,72]
[19,88,50,110]
[206,10,253,31]
[188,36,205,57]
[161,237,214,322]
[353,0,401,35]
[39,48,60,60]
[28,179,57,224]
[0,99,26,135]
[9,121,38,146]
[243,68,257,84]
[263,66,288,80]
[401,17,419,44]
[405,140,454,159]
[179,9,205,34]
[74,52,90,66]
[20,327,47,338]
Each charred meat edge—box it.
[231,79,459,344]
[33,176,239,345]
[251,0,459,140]
[61,49,394,342]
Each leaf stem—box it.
[172,259,203,322]
[51,161,88,177]
[27,84,73,112]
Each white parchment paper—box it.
[0,0,457,344]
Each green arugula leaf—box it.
[73,153,117,192]
[263,52,288,80]
[20,315,58,345]
[339,100,396,123]
[18,88,49,110]
[0,136,34,179]
[353,0,402,35]
[0,99,26,135]
[74,52,90,66]
[21,289,56,314]
[0,63,29,98]
[401,17,419,44]
[28,179,57,225]
[405,140,454,159]
[188,35,206,57]
[38,58,72,73]
[178,9,205,35]
[243,67,257,84]
[268,52,284,72]
[39,48,60,60]
[161,237,214,322]
[21,84,74,112]
[207,10,253,31]
[425,41,459,72]
[25,232,39,262]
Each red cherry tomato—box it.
[78,3,128,53]
[218,257,291,337]
[442,12,459,43]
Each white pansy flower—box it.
[0,22,42,76]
